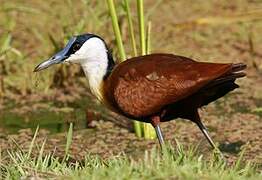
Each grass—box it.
[1,127,260,179]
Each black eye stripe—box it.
[72,43,81,52]
[64,34,105,57]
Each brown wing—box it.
[104,54,232,118]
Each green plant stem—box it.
[124,0,137,57]
[63,123,73,162]
[106,0,126,61]
[146,21,151,54]
[134,121,142,138]
[137,0,146,138]
[137,0,146,55]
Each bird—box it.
[34,33,246,150]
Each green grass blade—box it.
[36,138,46,169]
[234,145,247,171]
[27,126,39,159]
[64,123,73,159]
[7,151,25,176]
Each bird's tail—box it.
[204,63,246,89]
[199,63,246,106]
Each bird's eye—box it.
[72,43,81,52]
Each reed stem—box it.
[137,0,146,55]
[146,21,151,54]
[124,0,137,57]
[106,0,126,61]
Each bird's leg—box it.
[192,111,219,151]
[192,111,225,160]
[151,116,165,149]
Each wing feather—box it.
[105,54,232,118]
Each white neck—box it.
[79,38,109,101]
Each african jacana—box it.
[34,33,246,150]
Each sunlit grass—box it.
[1,127,260,179]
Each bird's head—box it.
[34,33,114,72]
[34,33,115,101]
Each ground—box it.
[0,0,261,175]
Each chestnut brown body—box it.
[102,53,245,123]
